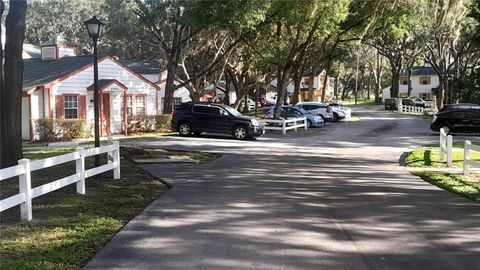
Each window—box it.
[193,105,208,113]
[419,92,432,101]
[64,95,78,119]
[172,97,182,110]
[400,76,408,85]
[126,95,146,116]
[419,76,431,85]
[303,105,320,110]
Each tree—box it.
[424,0,470,109]
[366,0,430,99]
[1,0,28,168]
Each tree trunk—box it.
[407,66,412,97]
[273,68,291,119]
[321,60,332,103]
[367,74,371,100]
[163,62,177,114]
[0,0,4,167]
[292,75,301,105]
[436,75,446,109]
[389,61,401,99]
[1,0,27,168]
[224,76,231,105]
[307,73,314,101]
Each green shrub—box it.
[402,98,415,106]
[35,118,86,141]
[59,119,85,140]
[127,116,156,133]
[35,118,59,141]
[155,114,173,132]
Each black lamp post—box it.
[84,16,104,166]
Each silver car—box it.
[295,102,345,122]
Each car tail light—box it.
[172,109,177,117]
[326,107,332,113]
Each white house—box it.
[267,70,336,103]
[22,42,159,140]
[383,64,439,101]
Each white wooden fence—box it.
[263,117,307,135]
[463,140,480,175]
[439,128,453,167]
[0,141,120,221]
[398,105,425,115]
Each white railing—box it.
[463,140,480,175]
[0,141,120,221]
[439,128,453,167]
[398,105,425,115]
[263,117,307,135]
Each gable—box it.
[53,57,158,95]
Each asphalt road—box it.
[84,106,480,270]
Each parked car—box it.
[431,108,480,134]
[266,106,325,128]
[404,96,431,107]
[439,103,480,113]
[384,98,397,110]
[329,99,342,106]
[295,102,345,121]
[171,102,265,140]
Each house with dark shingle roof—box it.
[383,63,440,101]
[22,40,159,140]
[121,60,194,112]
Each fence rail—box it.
[439,128,453,167]
[0,141,120,221]
[398,105,425,115]
[464,140,480,175]
[262,117,307,135]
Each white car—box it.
[295,102,343,121]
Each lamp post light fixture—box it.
[84,16,104,166]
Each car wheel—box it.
[441,126,451,135]
[233,126,248,140]
[319,115,325,123]
[333,113,338,122]
[178,122,192,136]
[307,119,312,128]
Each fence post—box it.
[439,128,445,162]
[446,135,453,167]
[294,119,298,132]
[18,159,32,221]
[108,135,114,144]
[113,141,120,179]
[304,117,308,130]
[76,147,85,194]
[282,119,286,135]
[464,140,471,175]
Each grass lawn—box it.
[0,146,216,270]
[342,98,378,106]
[22,132,174,148]
[413,172,480,203]
[406,146,480,167]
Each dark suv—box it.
[171,102,265,140]
[431,108,480,134]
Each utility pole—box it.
[355,49,359,105]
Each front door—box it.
[101,93,111,136]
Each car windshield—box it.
[224,106,243,117]
[294,107,310,115]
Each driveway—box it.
[85,106,480,270]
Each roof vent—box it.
[41,35,76,60]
